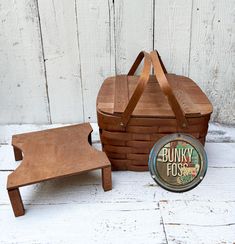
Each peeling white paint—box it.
[0,0,234,125]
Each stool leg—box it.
[13,146,23,161]
[8,188,25,217]
[102,166,112,191]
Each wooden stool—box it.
[7,123,112,217]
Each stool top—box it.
[7,123,110,189]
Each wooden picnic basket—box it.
[96,50,213,171]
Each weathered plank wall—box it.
[0,0,234,124]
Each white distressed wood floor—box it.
[0,123,235,244]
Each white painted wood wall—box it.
[0,0,234,125]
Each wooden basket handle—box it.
[120,50,188,129]
[150,50,188,128]
[120,51,152,127]
[128,50,167,75]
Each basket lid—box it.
[97,74,213,119]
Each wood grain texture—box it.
[7,123,112,216]
[159,200,235,244]
[189,0,235,125]
[1,167,235,205]
[75,0,115,122]
[0,1,234,125]
[114,76,129,113]
[7,123,111,189]
[0,202,166,244]
[1,123,235,170]
[114,0,153,74]
[8,188,25,217]
[0,124,235,242]
[0,0,50,124]
[37,0,84,123]
[154,0,192,76]
[97,63,212,170]
[3,141,235,170]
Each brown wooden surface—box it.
[7,123,112,217]
[97,50,212,171]
[114,75,129,113]
[8,188,25,217]
[102,167,112,191]
[97,74,212,119]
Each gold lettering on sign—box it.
[162,148,193,163]
[162,148,194,177]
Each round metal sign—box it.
[148,133,207,192]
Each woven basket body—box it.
[97,51,213,171]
